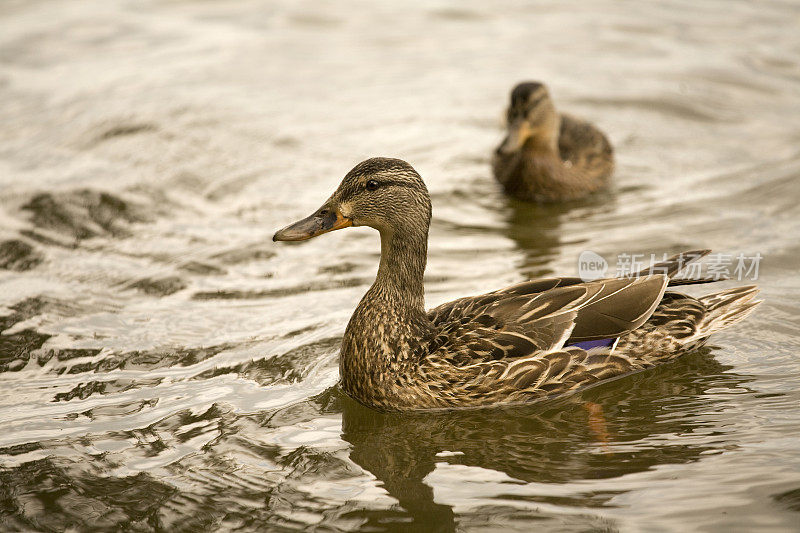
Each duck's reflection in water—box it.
[339,350,753,531]
[498,189,617,281]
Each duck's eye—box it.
[366,180,380,192]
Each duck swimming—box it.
[493,81,614,202]
[273,158,759,412]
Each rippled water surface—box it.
[1,0,800,531]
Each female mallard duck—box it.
[274,158,759,412]
[493,81,614,202]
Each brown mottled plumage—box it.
[274,158,760,412]
[493,81,614,202]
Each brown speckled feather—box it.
[395,275,668,410]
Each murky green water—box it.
[1,0,800,531]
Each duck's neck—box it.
[371,227,428,311]
[527,112,562,153]
[526,131,559,155]
[340,224,432,407]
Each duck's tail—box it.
[686,286,762,342]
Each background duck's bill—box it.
[273,208,352,241]
[497,120,531,153]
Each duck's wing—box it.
[428,249,714,329]
[427,276,581,327]
[426,275,668,366]
[557,113,613,173]
[565,275,668,341]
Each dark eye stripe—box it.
[527,94,545,108]
[365,180,414,189]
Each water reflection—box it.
[340,350,753,531]
[498,191,615,279]
[0,350,755,531]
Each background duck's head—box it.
[497,81,559,154]
[273,157,432,242]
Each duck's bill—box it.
[273,207,352,241]
[497,120,532,154]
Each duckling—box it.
[274,158,759,412]
[493,82,614,202]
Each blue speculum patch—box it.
[567,338,617,351]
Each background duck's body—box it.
[274,158,759,413]
[493,82,614,203]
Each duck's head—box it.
[497,81,558,154]
[273,157,432,242]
